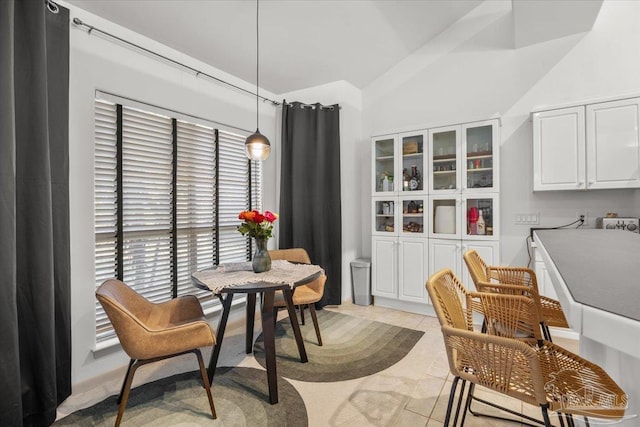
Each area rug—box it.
[54,367,307,426]
[254,310,425,382]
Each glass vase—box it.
[252,237,271,273]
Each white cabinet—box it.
[533,107,585,191]
[429,239,499,291]
[398,238,429,303]
[430,120,499,194]
[429,194,499,240]
[372,237,397,299]
[533,97,640,191]
[586,98,640,189]
[373,132,427,196]
[372,237,428,304]
[371,118,500,313]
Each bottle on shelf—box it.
[382,176,389,192]
[403,168,410,191]
[476,209,486,235]
[468,207,479,235]
[409,165,421,191]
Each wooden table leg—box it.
[246,293,256,354]
[207,293,234,384]
[283,287,308,363]
[260,290,278,404]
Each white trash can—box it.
[350,258,372,306]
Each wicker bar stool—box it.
[463,249,569,341]
[427,268,627,427]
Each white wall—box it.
[277,81,363,303]
[362,0,640,266]
[63,2,278,387]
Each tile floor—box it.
[56,302,579,426]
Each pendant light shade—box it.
[245,128,271,161]
[245,0,271,161]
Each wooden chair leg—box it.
[299,305,305,325]
[117,359,136,404]
[195,349,217,419]
[115,359,141,427]
[308,304,323,346]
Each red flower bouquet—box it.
[237,210,278,239]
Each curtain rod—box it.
[284,101,341,111]
[72,17,280,106]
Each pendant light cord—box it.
[256,0,260,130]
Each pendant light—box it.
[245,0,271,161]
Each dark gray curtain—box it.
[0,1,71,425]
[280,102,342,306]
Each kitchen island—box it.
[535,229,639,425]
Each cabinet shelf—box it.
[402,213,423,217]
[402,152,423,159]
[433,154,456,161]
[434,170,456,175]
[467,167,492,172]
[376,155,394,161]
[466,151,492,158]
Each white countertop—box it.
[534,229,640,357]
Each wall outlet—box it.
[577,211,589,225]
[515,213,540,225]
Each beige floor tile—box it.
[391,409,429,427]
[403,375,448,418]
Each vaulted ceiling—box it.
[66,0,603,95]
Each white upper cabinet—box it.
[463,120,499,193]
[533,96,640,191]
[586,98,640,189]
[532,106,586,191]
[429,125,461,193]
[373,134,398,195]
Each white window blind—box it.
[94,100,118,342]
[93,98,261,343]
[175,120,216,305]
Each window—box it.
[94,98,262,343]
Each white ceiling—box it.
[66,0,602,95]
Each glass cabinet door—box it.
[463,195,499,240]
[399,132,425,193]
[430,126,460,193]
[429,196,460,239]
[373,136,397,194]
[372,198,398,235]
[463,121,498,192]
[400,196,426,237]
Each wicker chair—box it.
[427,268,627,427]
[269,248,327,346]
[96,279,217,427]
[463,249,569,341]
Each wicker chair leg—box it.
[452,379,469,427]
[541,322,552,341]
[444,376,461,426]
[195,349,217,419]
[540,404,553,427]
[308,304,323,346]
[299,305,305,325]
[583,416,590,427]
[558,413,566,427]
[466,382,546,427]
[565,413,575,427]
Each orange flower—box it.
[237,209,278,239]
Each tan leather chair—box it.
[96,279,217,426]
[269,248,327,346]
